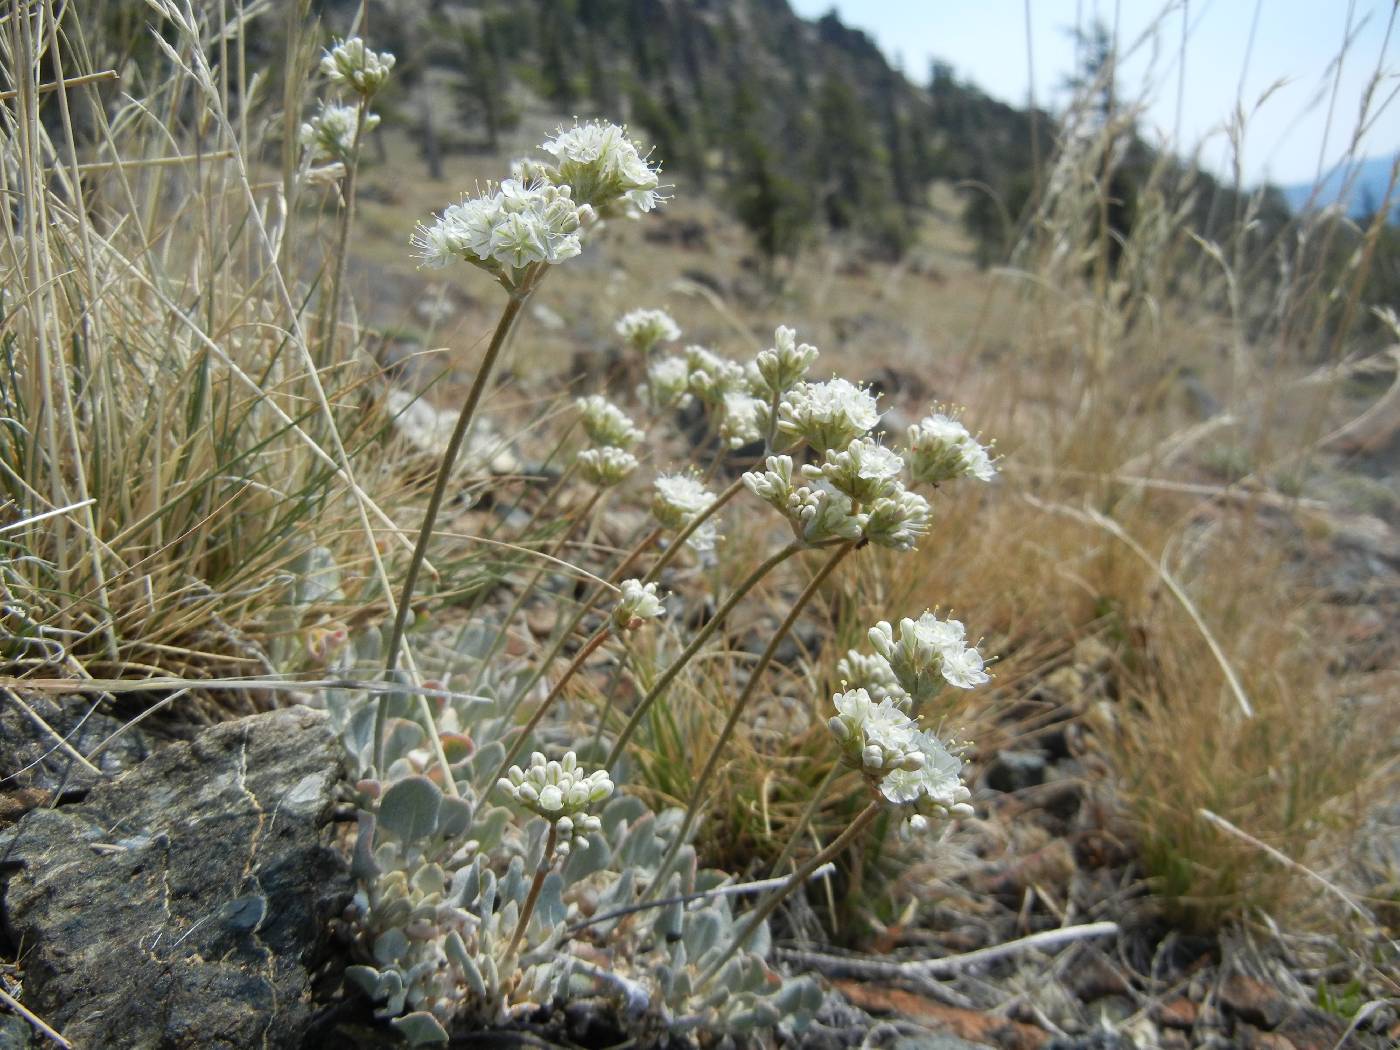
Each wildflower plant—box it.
[318,97,999,1045]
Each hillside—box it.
[312,0,1047,259]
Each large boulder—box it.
[1,706,351,1050]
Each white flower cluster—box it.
[320,37,395,96]
[414,123,661,283]
[827,688,973,823]
[577,395,643,449]
[576,446,638,488]
[616,308,681,352]
[613,578,666,630]
[652,472,718,552]
[638,355,692,412]
[828,688,923,776]
[752,326,820,401]
[685,345,747,406]
[776,378,880,453]
[539,120,665,214]
[878,729,973,816]
[906,410,997,486]
[837,649,904,702]
[718,390,765,450]
[300,102,378,163]
[743,452,930,550]
[496,751,614,856]
[868,612,990,704]
[802,436,905,504]
[414,178,592,278]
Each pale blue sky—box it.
[789,0,1400,187]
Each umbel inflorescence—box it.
[324,57,999,1044]
[412,120,665,291]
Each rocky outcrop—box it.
[1,706,350,1050]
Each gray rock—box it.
[0,693,152,812]
[0,1014,36,1050]
[1,706,350,1050]
[984,749,1048,793]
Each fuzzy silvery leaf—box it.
[389,1011,449,1046]
[345,706,379,770]
[601,794,648,837]
[372,927,410,967]
[435,795,474,838]
[459,739,506,786]
[291,545,343,606]
[478,868,498,919]
[410,863,446,897]
[376,968,407,1015]
[618,811,659,868]
[656,894,684,942]
[525,816,551,871]
[351,811,379,880]
[534,871,566,929]
[683,909,723,961]
[500,855,527,907]
[445,931,485,998]
[345,964,382,999]
[471,806,511,853]
[560,832,610,881]
[729,1002,782,1031]
[377,776,442,843]
[449,858,480,909]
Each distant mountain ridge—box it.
[1278,154,1399,220]
[328,0,1048,258]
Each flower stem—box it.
[469,482,602,694]
[321,98,367,365]
[645,539,856,899]
[375,288,530,774]
[694,800,882,991]
[767,761,842,876]
[605,541,802,770]
[505,822,556,960]
[640,477,744,585]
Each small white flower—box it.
[540,121,665,213]
[777,378,880,453]
[939,645,990,689]
[613,578,666,630]
[828,688,923,776]
[803,437,906,503]
[789,482,865,545]
[906,410,997,486]
[320,37,395,96]
[879,729,971,815]
[686,345,747,405]
[498,751,613,850]
[863,487,932,551]
[752,325,819,399]
[836,649,907,703]
[576,446,638,488]
[300,102,378,163]
[616,308,681,352]
[576,395,644,449]
[742,455,796,511]
[639,355,692,411]
[652,472,712,530]
[869,612,989,703]
[413,179,589,278]
[744,456,864,546]
[719,391,766,449]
